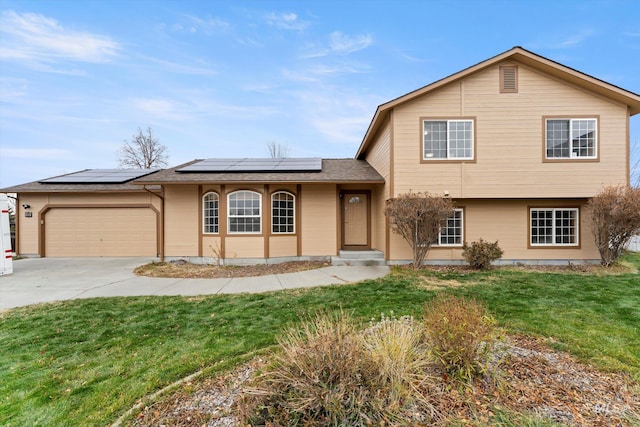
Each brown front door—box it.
[342,192,369,249]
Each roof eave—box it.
[356,46,640,157]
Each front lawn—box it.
[1,253,638,425]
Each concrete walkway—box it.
[0,258,389,310]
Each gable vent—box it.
[500,66,518,93]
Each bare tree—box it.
[118,127,168,169]
[384,191,455,269]
[266,141,291,158]
[588,185,640,266]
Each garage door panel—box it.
[45,208,157,257]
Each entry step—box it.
[331,250,386,266]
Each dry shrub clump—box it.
[423,294,500,384]
[462,238,504,270]
[238,311,440,425]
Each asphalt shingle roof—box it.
[0,159,384,193]
[133,159,384,184]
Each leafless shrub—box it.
[588,185,640,267]
[384,191,455,269]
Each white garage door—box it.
[45,208,157,257]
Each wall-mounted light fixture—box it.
[22,204,31,209]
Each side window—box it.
[203,192,219,234]
[530,208,579,246]
[545,118,597,159]
[423,119,474,160]
[272,191,295,234]
[435,208,464,246]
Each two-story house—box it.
[5,47,640,264]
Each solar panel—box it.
[39,169,159,184]
[177,158,322,173]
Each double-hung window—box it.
[228,190,261,233]
[203,192,219,234]
[272,191,295,234]
[423,119,474,160]
[435,208,464,246]
[530,208,579,246]
[545,118,597,159]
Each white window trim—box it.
[203,191,219,234]
[434,208,464,247]
[545,118,598,160]
[423,119,474,161]
[227,190,262,234]
[530,208,579,247]
[271,191,295,234]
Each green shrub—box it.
[238,311,439,425]
[462,238,504,269]
[423,294,499,384]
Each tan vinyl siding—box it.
[363,118,392,252]
[301,184,337,256]
[392,62,629,199]
[225,237,264,258]
[164,185,199,256]
[388,199,599,262]
[17,194,48,255]
[269,235,297,257]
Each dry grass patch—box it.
[415,276,477,290]
[134,260,328,279]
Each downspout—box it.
[143,185,165,261]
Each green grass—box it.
[1,252,639,425]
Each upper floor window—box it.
[272,191,295,234]
[530,208,579,246]
[545,118,597,159]
[423,119,474,160]
[435,208,464,246]
[203,192,219,234]
[228,190,261,234]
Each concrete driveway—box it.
[0,258,389,310]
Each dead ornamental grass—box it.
[132,335,639,427]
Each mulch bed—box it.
[130,335,639,426]
[134,260,330,279]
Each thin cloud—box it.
[329,31,372,54]
[0,10,119,64]
[301,31,373,58]
[529,29,594,50]
[0,147,71,160]
[264,12,309,31]
[132,98,179,117]
[138,55,218,76]
[173,14,230,35]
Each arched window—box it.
[203,192,219,234]
[272,191,295,234]
[228,190,261,233]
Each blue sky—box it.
[1,0,639,188]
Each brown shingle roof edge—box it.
[0,181,162,193]
[132,159,385,184]
[0,159,385,192]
